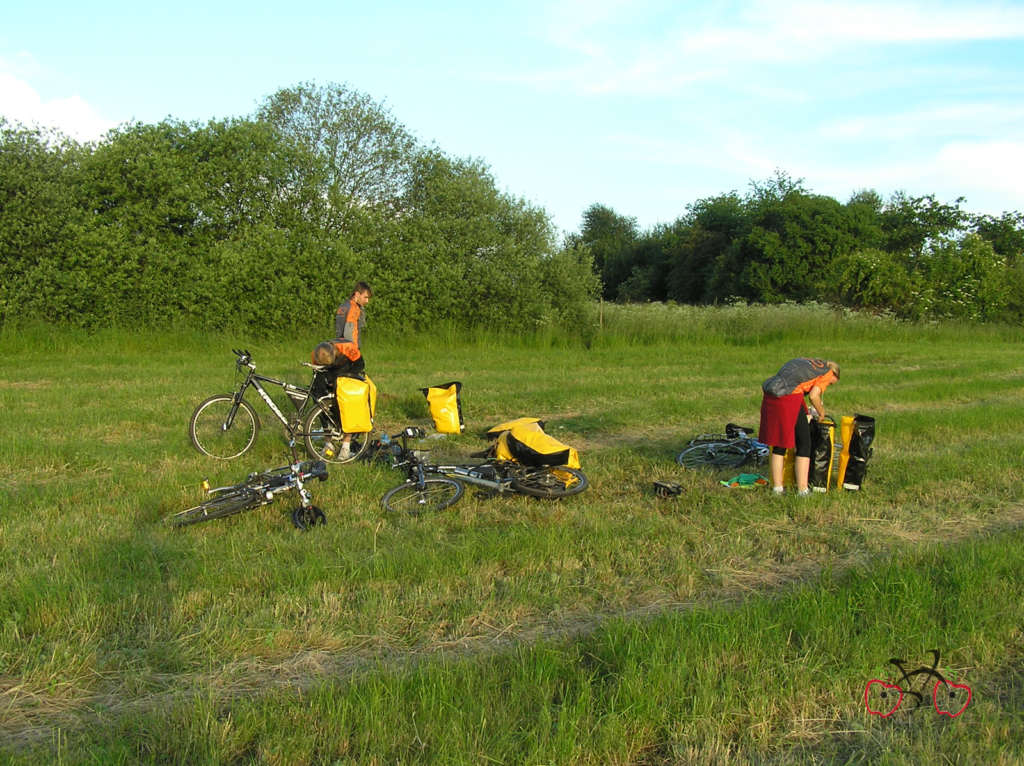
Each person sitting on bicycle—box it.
[309,336,368,459]
[758,358,840,496]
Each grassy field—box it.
[1,303,1023,764]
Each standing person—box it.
[333,281,372,378]
[759,358,840,496]
[308,282,372,459]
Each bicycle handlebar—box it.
[231,348,254,369]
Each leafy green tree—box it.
[577,204,639,299]
[257,82,416,233]
[614,227,674,302]
[665,193,750,303]
[913,234,1009,321]
[824,248,915,316]
[880,192,968,258]
[739,190,860,303]
[972,211,1024,264]
[365,149,596,334]
[0,120,83,324]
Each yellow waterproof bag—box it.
[489,419,581,469]
[837,415,855,488]
[421,381,464,434]
[336,375,376,433]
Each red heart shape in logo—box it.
[933,680,971,718]
[864,680,903,717]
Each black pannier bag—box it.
[841,414,875,490]
[809,417,838,491]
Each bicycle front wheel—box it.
[189,395,259,460]
[676,441,750,469]
[381,478,464,515]
[168,489,261,527]
[302,395,372,464]
[510,466,589,498]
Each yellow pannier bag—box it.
[489,419,580,469]
[486,417,543,437]
[335,375,376,433]
[421,381,464,434]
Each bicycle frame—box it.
[228,354,311,433]
[389,429,550,494]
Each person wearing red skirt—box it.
[759,358,840,495]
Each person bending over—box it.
[758,358,840,496]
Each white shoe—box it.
[339,442,352,459]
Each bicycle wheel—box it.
[302,395,372,464]
[381,478,464,515]
[189,395,260,460]
[676,441,751,469]
[168,488,261,527]
[510,466,589,498]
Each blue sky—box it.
[3,0,1023,234]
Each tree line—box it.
[4,81,1022,334]
[0,82,598,336]
[573,171,1024,323]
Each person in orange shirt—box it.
[333,281,372,377]
[308,282,373,459]
[758,358,840,496]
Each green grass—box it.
[1,304,1023,764]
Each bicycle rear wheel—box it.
[510,466,589,498]
[381,478,464,515]
[189,395,259,460]
[676,441,751,469]
[302,395,372,464]
[169,488,262,527]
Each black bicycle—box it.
[379,427,589,515]
[676,426,770,470]
[188,349,372,464]
[168,459,329,529]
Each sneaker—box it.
[772,486,785,495]
[339,442,352,459]
[797,488,812,497]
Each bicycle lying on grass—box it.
[168,459,329,530]
[379,427,589,515]
[676,425,770,470]
[188,349,371,464]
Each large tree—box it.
[577,203,640,299]
[257,82,417,233]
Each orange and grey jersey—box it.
[762,358,837,398]
[333,299,364,361]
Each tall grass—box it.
[2,304,1023,763]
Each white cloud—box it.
[0,71,115,142]
[822,103,1024,142]
[528,1,1024,96]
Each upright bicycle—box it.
[168,459,329,530]
[379,427,589,515]
[188,349,372,464]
